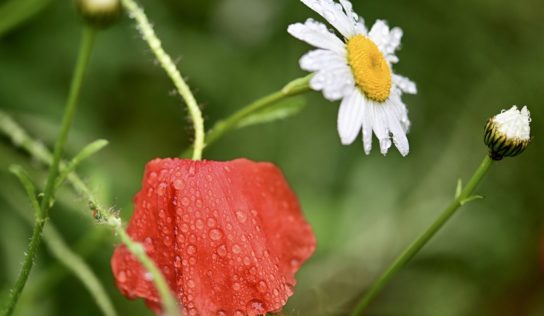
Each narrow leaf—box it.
[55,139,109,191]
[9,165,41,217]
[455,179,462,199]
[236,97,307,129]
[460,195,483,206]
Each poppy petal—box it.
[111,158,316,315]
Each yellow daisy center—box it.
[347,35,392,103]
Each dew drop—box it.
[174,256,182,268]
[158,209,166,218]
[181,224,189,233]
[236,210,247,223]
[232,244,241,254]
[207,217,216,227]
[187,244,197,255]
[195,219,204,230]
[209,228,223,241]
[173,179,184,190]
[118,271,127,282]
[243,256,251,266]
[232,282,241,291]
[188,308,198,316]
[144,237,155,253]
[257,280,268,293]
[157,182,167,196]
[187,279,195,288]
[216,310,227,316]
[164,236,172,247]
[217,244,227,257]
[181,197,190,206]
[246,299,266,314]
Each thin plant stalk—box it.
[350,155,494,316]
[1,27,96,316]
[182,75,312,157]
[120,0,205,161]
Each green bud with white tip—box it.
[76,0,122,29]
[484,106,531,160]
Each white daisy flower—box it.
[288,0,417,156]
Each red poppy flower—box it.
[111,158,316,315]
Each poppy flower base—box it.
[111,158,316,316]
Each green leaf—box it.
[460,195,483,206]
[235,96,307,129]
[54,139,109,191]
[9,165,41,218]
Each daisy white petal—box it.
[301,0,357,38]
[300,49,346,72]
[393,74,417,94]
[288,19,345,53]
[311,65,354,101]
[385,102,409,156]
[337,88,365,144]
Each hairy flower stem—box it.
[181,75,312,157]
[1,27,96,316]
[120,0,205,161]
[350,155,494,316]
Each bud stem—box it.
[350,155,494,315]
[120,0,205,161]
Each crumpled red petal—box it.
[111,158,316,315]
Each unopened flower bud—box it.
[76,0,122,29]
[484,106,531,160]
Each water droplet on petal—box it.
[195,219,204,230]
[246,299,266,314]
[209,228,223,241]
[257,280,268,293]
[187,244,197,255]
[232,244,241,254]
[174,179,184,190]
[118,271,127,282]
[236,210,247,223]
[217,244,227,257]
[232,282,240,291]
[207,217,216,227]
[187,279,195,288]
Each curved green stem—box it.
[1,27,95,316]
[181,75,312,157]
[350,155,494,316]
[120,0,205,160]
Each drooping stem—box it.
[1,27,95,316]
[350,155,494,316]
[120,0,205,160]
[181,75,312,157]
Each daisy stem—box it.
[180,74,312,157]
[1,27,95,316]
[120,0,205,161]
[350,155,494,316]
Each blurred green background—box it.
[1,0,543,315]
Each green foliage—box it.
[235,96,307,129]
